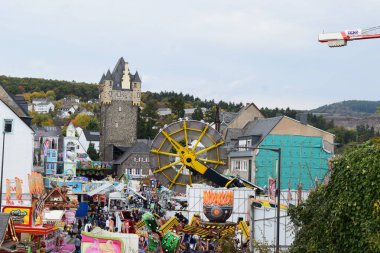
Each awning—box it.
[15,225,59,235]
[43,210,65,221]
[86,182,113,196]
[128,188,146,201]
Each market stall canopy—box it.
[109,192,123,199]
[128,187,146,201]
[43,210,65,222]
[86,182,113,196]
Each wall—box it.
[222,104,264,137]
[255,134,333,190]
[100,100,137,161]
[118,153,150,178]
[271,117,334,153]
[0,100,34,205]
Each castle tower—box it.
[99,57,141,161]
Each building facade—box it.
[99,57,141,161]
[227,116,334,190]
[0,85,34,207]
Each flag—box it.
[268,177,276,200]
[287,178,292,201]
[42,139,50,156]
[297,182,303,205]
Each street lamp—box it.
[233,146,282,253]
[1,119,13,210]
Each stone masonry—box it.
[99,57,141,161]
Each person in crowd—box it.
[138,235,148,253]
[77,218,82,231]
[105,217,110,231]
[74,234,81,253]
[109,217,115,232]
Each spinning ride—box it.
[150,120,263,193]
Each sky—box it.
[0,0,380,110]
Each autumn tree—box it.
[31,112,54,126]
[72,114,92,129]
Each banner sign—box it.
[64,210,76,225]
[81,234,123,253]
[3,206,32,226]
[59,181,82,193]
[77,161,113,170]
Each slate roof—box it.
[113,139,151,164]
[132,71,141,82]
[0,84,33,128]
[32,126,61,140]
[220,111,239,131]
[83,130,100,142]
[99,57,141,89]
[226,116,283,148]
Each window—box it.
[115,122,118,128]
[117,92,121,97]
[118,106,122,112]
[247,139,252,147]
[137,92,140,98]
[232,159,248,171]
[4,119,13,133]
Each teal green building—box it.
[226,116,334,190]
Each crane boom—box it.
[319,26,380,47]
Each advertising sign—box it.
[81,234,123,253]
[46,149,58,163]
[58,181,82,193]
[2,206,32,226]
[64,162,76,176]
[64,210,76,225]
[345,29,362,36]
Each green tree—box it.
[169,95,185,118]
[86,118,100,131]
[204,105,217,123]
[191,106,204,120]
[87,143,99,161]
[289,142,380,253]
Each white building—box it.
[157,108,172,116]
[77,127,100,153]
[0,85,34,207]
[58,105,76,118]
[63,123,91,176]
[32,101,55,114]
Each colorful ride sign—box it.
[2,206,32,226]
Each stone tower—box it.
[99,57,141,161]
